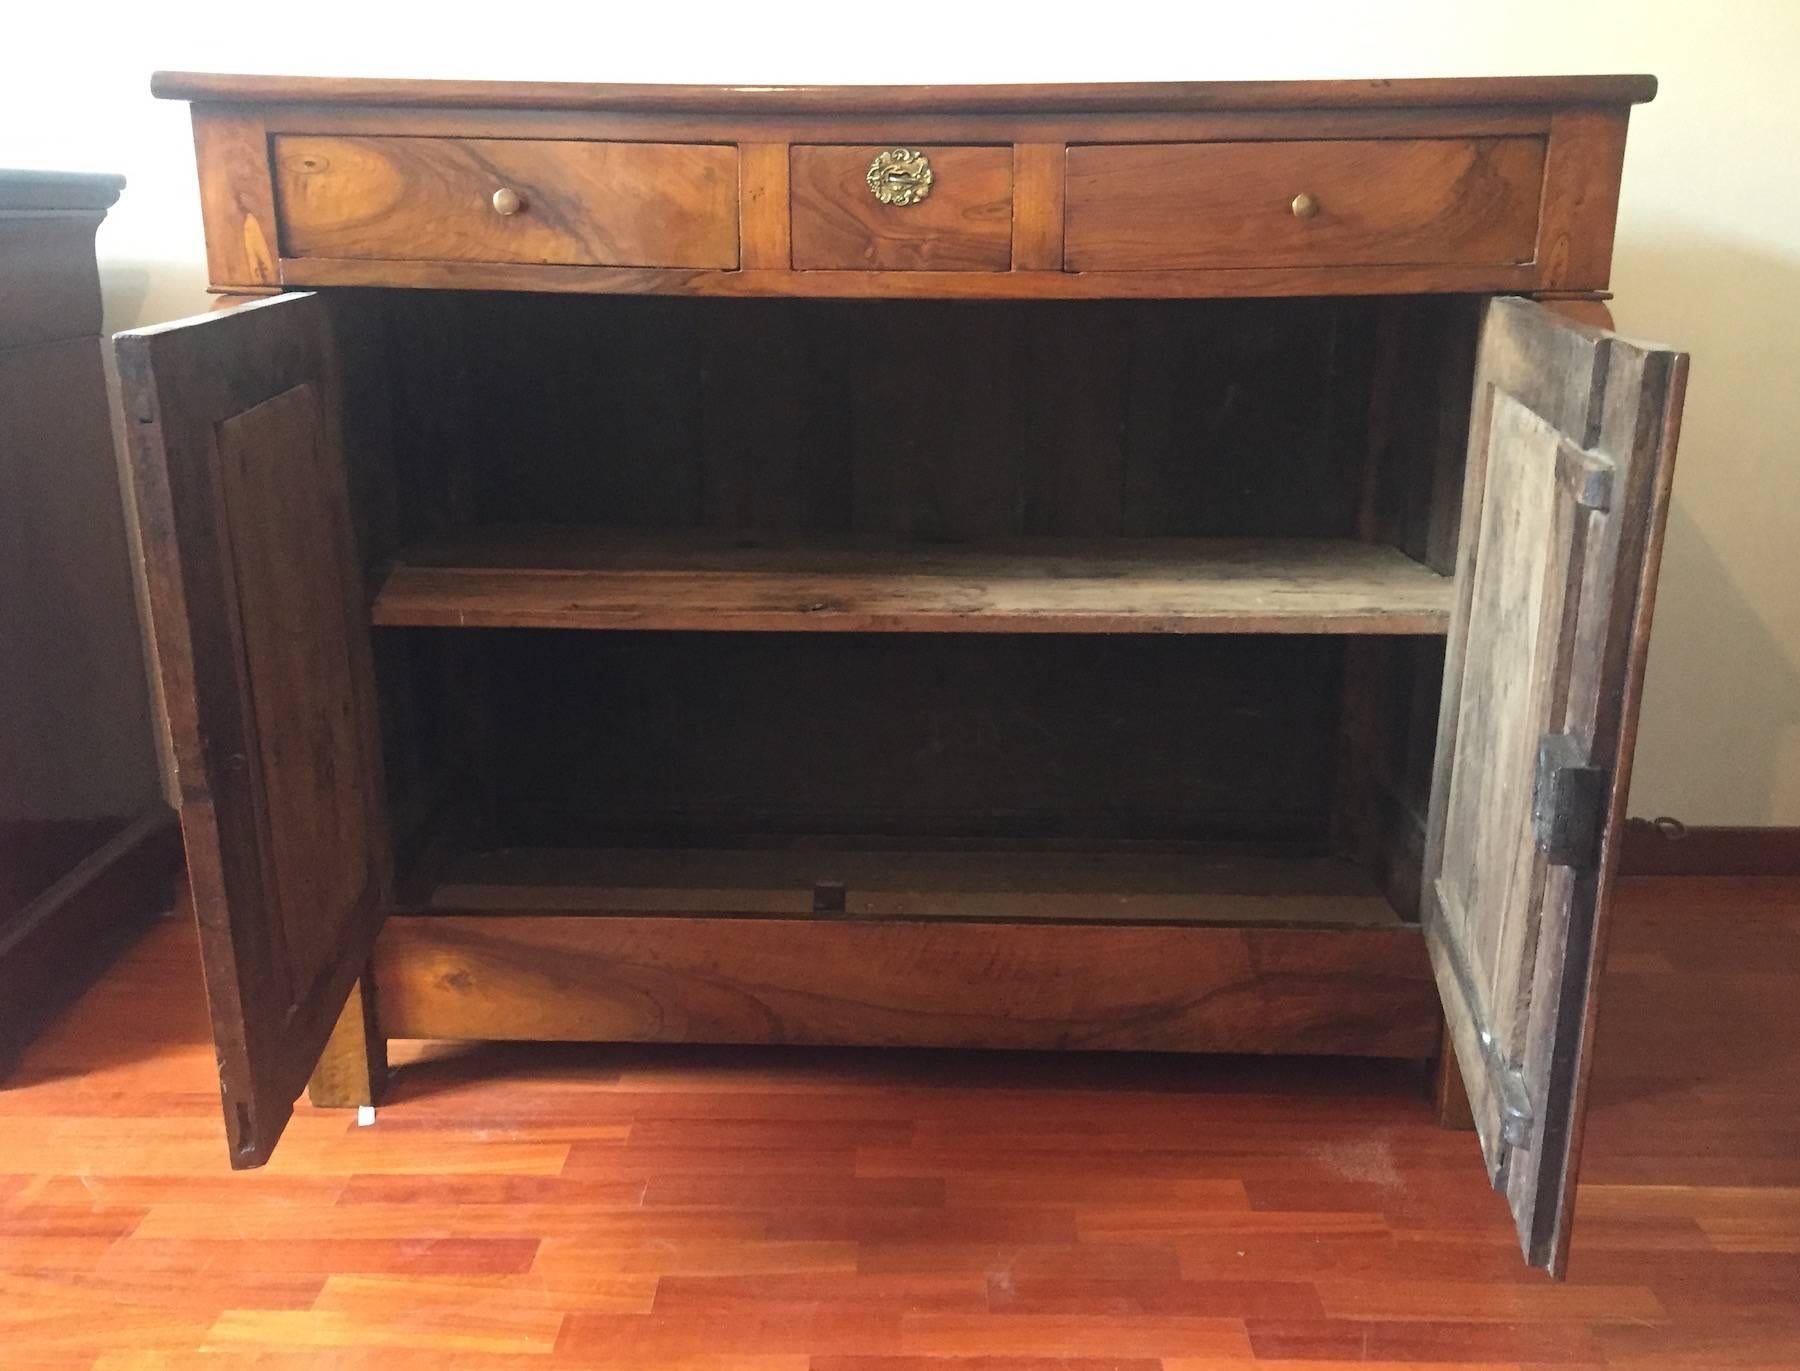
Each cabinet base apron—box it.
[366,915,1440,1057]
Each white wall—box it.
[6,0,1796,823]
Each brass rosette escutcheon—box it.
[867,148,933,206]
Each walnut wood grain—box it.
[1011,143,1065,271]
[191,108,280,290]
[1536,110,1631,291]
[163,74,1652,298]
[280,255,1547,299]
[305,976,384,1109]
[738,142,790,270]
[374,914,1440,1056]
[370,530,1454,635]
[231,103,1562,148]
[790,146,1012,271]
[274,135,739,268]
[153,71,1660,112]
[1066,138,1545,272]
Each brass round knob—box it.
[1291,191,1321,220]
[491,187,525,217]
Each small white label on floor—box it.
[356,1106,376,1127]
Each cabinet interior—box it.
[331,290,1480,929]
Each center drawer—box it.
[1065,137,1546,272]
[791,144,1013,271]
[273,135,740,269]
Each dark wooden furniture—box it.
[120,74,1686,1275]
[0,170,182,1071]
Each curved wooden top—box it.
[151,72,1658,114]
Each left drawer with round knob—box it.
[273,135,740,269]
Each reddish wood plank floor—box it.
[2,876,1797,1368]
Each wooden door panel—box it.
[1425,296,1684,1273]
[117,293,387,1168]
[214,386,377,998]
[1435,391,1602,1057]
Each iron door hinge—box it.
[1498,1062,1534,1149]
[1534,733,1608,871]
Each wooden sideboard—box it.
[119,73,1685,1275]
[0,170,182,1071]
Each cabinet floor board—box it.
[413,843,1405,927]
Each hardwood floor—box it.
[3,876,1797,1368]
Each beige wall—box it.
[6,0,1796,823]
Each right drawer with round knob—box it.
[1064,138,1545,272]
[273,135,740,270]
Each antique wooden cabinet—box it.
[119,72,1686,1274]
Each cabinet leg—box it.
[307,974,386,1109]
[1432,1021,1475,1131]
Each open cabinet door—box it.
[1424,296,1686,1273]
[117,294,388,1167]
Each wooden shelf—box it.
[410,842,1405,929]
[371,529,1454,635]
